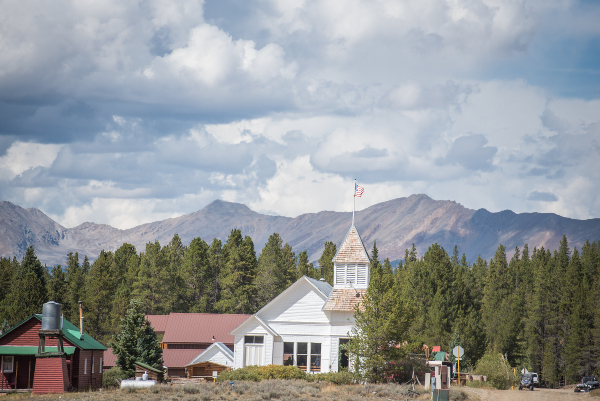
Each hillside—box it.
[1,195,599,266]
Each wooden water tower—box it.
[32,301,69,394]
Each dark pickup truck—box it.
[574,376,599,393]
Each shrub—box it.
[474,352,515,390]
[449,389,468,400]
[182,384,200,394]
[306,371,354,384]
[102,367,128,388]
[217,365,307,382]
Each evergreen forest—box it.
[0,230,599,387]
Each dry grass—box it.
[0,381,474,401]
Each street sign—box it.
[453,346,465,385]
[452,346,465,359]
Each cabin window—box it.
[284,342,321,372]
[297,342,308,370]
[84,358,87,375]
[92,356,95,374]
[1,356,14,373]
[310,343,321,372]
[244,335,264,344]
[283,342,294,366]
[100,357,103,372]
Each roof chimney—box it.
[320,266,324,281]
[78,301,84,340]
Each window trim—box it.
[244,335,264,344]
[282,341,322,373]
[2,356,14,373]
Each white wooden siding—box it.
[269,323,330,336]
[273,338,283,365]
[233,335,245,369]
[330,337,339,372]
[200,346,233,367]
[260,282,329,323]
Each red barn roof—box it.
[160,313,250,344]
[103,347,118,368]
[145,314,170,334]
[162,349,204,369]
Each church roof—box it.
[323,289,366,311]
[333,224,370,264]
[306,276,333,297]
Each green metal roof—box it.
[433,351,446,361]
[0,315,107,351]
[0,346,76,355]
[135,361,162,374]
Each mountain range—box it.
[1,194,599,266]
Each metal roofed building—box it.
[0,314,106,392]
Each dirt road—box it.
[460,386,593,401]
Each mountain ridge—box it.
[1,195,599,266]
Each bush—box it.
[306,371,354,384]
[216,365,307,382]
[474,352,515,390]
[102,367,128,388]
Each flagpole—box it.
[353,179,356,225]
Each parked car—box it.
[588,381,600,392]
[519,373,535,391]
[575,377,600,393]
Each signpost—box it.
[452,346,465,386]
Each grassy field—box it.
[0,380,472,401]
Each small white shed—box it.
[185,342,234,379]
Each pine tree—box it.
[482,245,520,362]
[423,244,455,347]
[182,237,211,312]
[564,248,588,381]
[47,264,67,306]
[0,257,14,303]
[110,299,163,377]
[133,241,174,314]
[216,229,257,314]
[318,241,336,285]
[65,252,84,322]
[254,234,297,309]
[84,250,116,343]
[297,250,319,279]
[3,247,47,324]
[349,247,415,382]
[164,234,186,312]
[207,239,223,312]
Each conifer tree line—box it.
[389,236,600,387]
[1,230,599,385]
[0,230,321,344]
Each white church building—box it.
[230,223,370,373]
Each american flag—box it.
[354,183,364,197]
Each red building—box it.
[0,314,106,393]
[103,313,250,378]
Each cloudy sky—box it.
[1,0,599,229]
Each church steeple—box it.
[332,224,370,289]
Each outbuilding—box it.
[0,313,106,393]
[186,342,233,379]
